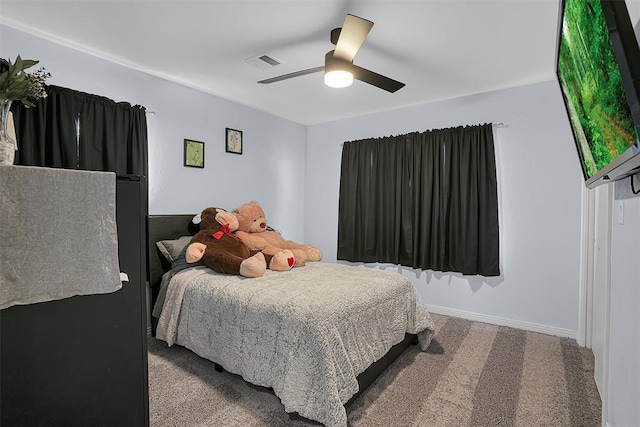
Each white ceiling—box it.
[0,0,593,125]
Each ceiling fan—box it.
[257,14,405,93]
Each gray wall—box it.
[0,24,308,241]
[305,81,584,336]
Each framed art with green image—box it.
[184,139,204,168]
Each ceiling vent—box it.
[244,53,284,71]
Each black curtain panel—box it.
[11,87,80,168]
[76,89,147,175]
[11,85,147,175]
[337,123,500,276]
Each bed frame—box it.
[146,214,417,408]
[146,214,194,310]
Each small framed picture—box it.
[226,128,243,155]
[184,139,205,168]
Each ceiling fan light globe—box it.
[324,70,353,88]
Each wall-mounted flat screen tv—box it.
[556,0,640,188]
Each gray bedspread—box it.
[156,262,435,427]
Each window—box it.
[337,124,500,276]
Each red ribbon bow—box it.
[212,223,231,240]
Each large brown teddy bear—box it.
[232,201,322,267]
[186,207,294,277]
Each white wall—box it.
[607,179,640,427]
[0,24,308,241]
[604,4,640,426]
[305,81,585,335]
[628,0,640,27]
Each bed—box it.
[147,214,435,427]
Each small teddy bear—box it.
[231,201,322,267]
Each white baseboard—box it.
[427,304,576,339]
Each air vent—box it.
[244,53,284,71]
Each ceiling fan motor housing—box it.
[325,50,352,72]
[324,50,354,87]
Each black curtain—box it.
[337,123,500,276]
[11,85,147,175]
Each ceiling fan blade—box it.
[333,14,374,62]
[350,65,405,93]
[257,66,324,84]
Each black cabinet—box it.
[0,175,149,427]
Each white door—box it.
[579,184,611,426]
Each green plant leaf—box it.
[14,56,23,72]
[21,59,38,69]
[0,55,50,107]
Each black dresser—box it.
[0,175,149,427]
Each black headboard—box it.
[146,214,195,298]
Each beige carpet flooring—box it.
[147,313,601,426]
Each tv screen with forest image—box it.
[556,0,640,188]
